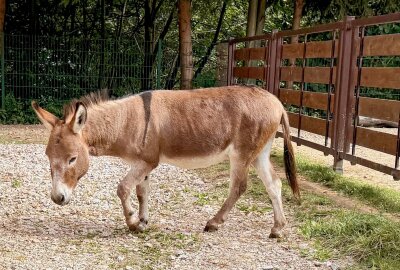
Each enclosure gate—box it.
[227,13,400,180]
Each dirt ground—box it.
[0,126,349,269]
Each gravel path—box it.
[0,144,336,269]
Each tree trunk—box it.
[0,0,5,60]
[194,0,227,80]
[0,0,5,33]
[246,0,257,48]
[253,0,267,48]
[255,0,266,36]
[178,0,193,89]
[291,0,304,44]
[141,0,154,91]
[358,116,398,128]
[287,0,304,89]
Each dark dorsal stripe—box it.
[139,91,152,146]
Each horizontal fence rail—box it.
[227,12,400,180]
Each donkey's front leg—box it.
[117,161,153,232]
[136,176,150,228]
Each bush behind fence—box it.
[0,34,218,124]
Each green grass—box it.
[194,192,212,206]
[11,178,22,188]
[271,149,400,215]
[0,136,26,144]
[298,207,400,269]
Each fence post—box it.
[332,16,355,174]
[1,32,4,110]
[156,40,163,89]
[227,38,234,86]
[267,30,279,94]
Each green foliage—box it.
[192,70,216,88]
[299,210,400,269]
[0,93,26,124]
[0,93,65,124]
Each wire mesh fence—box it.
[0,34,219,123]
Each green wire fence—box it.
[0,33,219,123]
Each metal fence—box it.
[227,13,400,180]
[0,35,218,116]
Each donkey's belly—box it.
[159,145,231,169]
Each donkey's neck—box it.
[82,101,129,156]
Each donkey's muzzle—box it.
[51,193,66,205]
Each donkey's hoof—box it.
[269,230,283,238]
[128,219,148,233]
[128,223,146,233]
[204,223,219,232]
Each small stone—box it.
[125,266,133,270]
[329,263,340,270]
[299,243,308,249]
[262,265,274,270]
[314,261,322,267]
[144,243,153,248]
[117,255,124,262]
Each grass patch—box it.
[236,202,272,214]
[11,178,22,188]
[271,149,400,214]
[113,228,201,270]
[299,208,400,269]
[194,192,211,206]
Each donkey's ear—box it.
[70,102,87,134]
[31,101,59,131]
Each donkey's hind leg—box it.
[117,161,154,232]
[204,155,249,232]
[253,139,286,238]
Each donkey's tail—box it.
[281,110,300,200]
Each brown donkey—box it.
[32,85,299,238]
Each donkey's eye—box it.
[69,157,77,165]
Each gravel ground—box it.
[0,143,342,270]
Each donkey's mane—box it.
[63,89,110,120]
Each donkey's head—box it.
[32,101,90,206]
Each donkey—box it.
[32,85,299,238]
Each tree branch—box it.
[194,0,228,79]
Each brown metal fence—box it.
[227,13,400,180]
